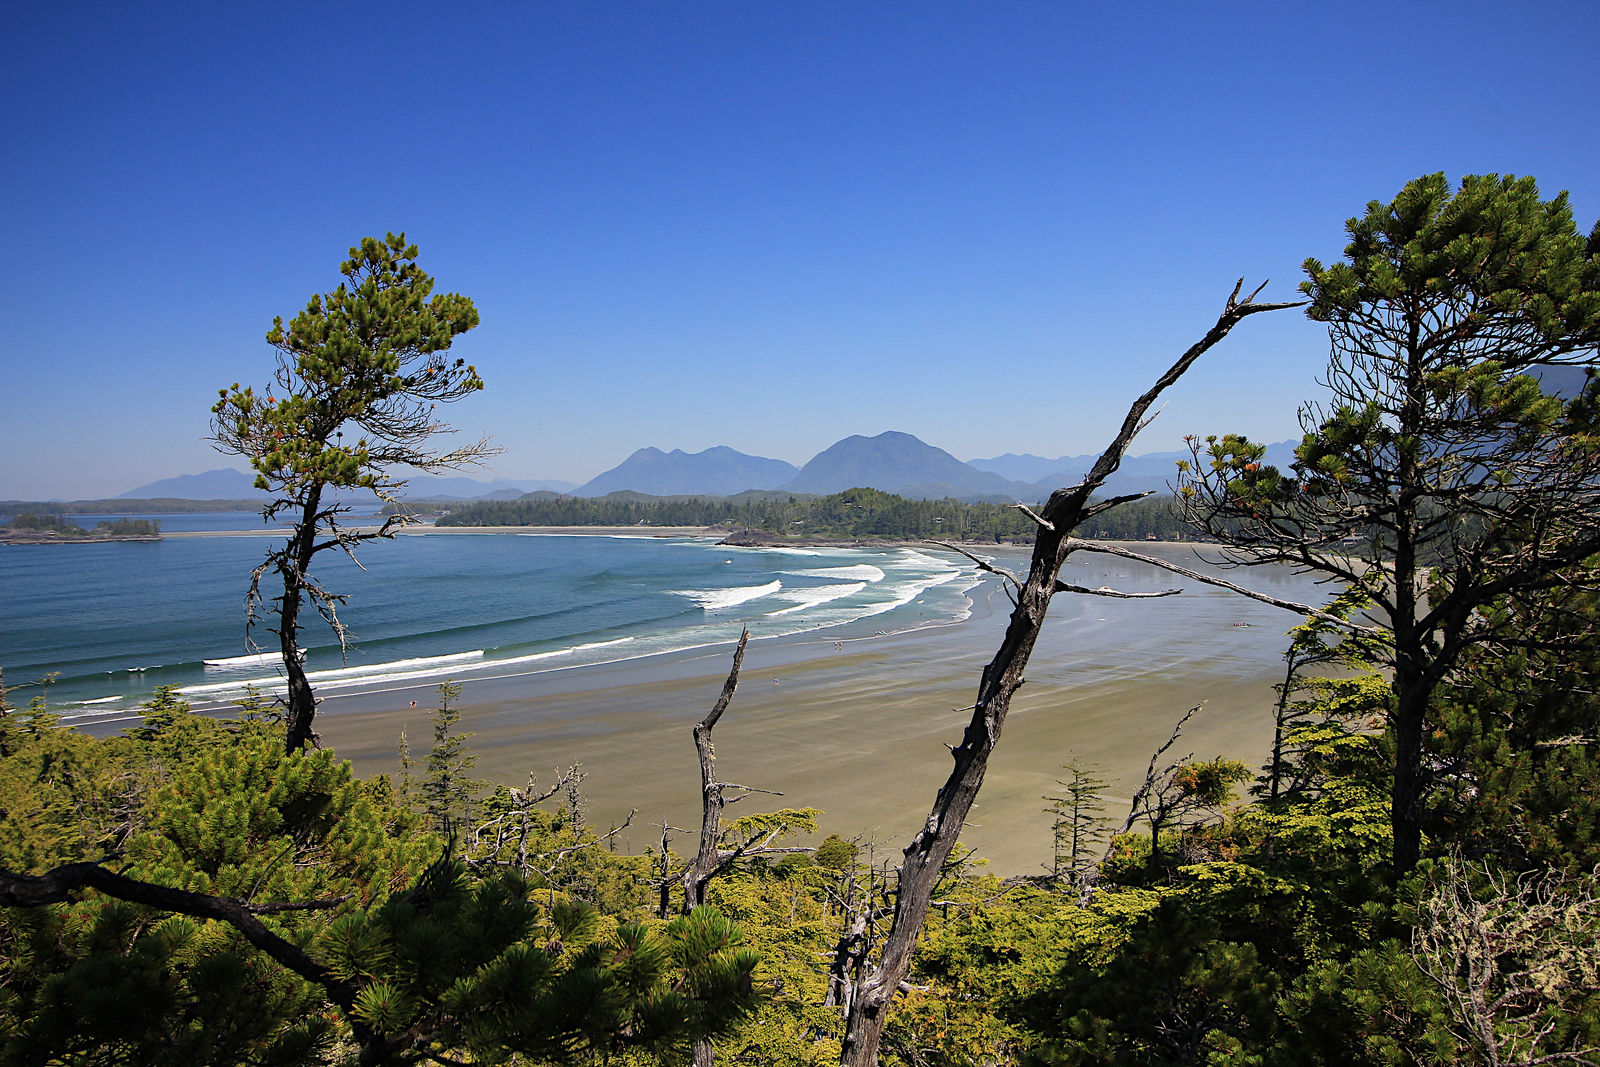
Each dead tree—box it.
[651,629,817,921]
[684,628,751,914]
[670,628,815,1067]
[1108,704,1200,866]
[836,280,1304,1066]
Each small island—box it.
[0,513,162,545]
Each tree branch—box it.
[1065,539,1375,631]
[0,862,358,1015]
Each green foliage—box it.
[212,233,483,501]
[0,705,429,1064]
[422,680,480,840]
[440,487,1200,543]
[1180,172,1600,875]
[1044,758,1110,883]
[1429,572,1600,874]
[815,834,858,871]
[1301,173,1600,338]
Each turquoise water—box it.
[0,530,981,722]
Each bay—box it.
[0,531,979,721]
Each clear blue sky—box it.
[4,2,1597,499]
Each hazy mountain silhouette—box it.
[575,446,799,498]
[782,431,1017,498]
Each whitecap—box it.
[788,565,885,582]
[204,650,302,669]
[768,582,867,615]
[179,649,488,697]
[672,580,782,611]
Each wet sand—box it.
[308,543,1318,874]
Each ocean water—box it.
[0,530,981,723]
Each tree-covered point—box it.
[0,514,160,537]
[434,488,1201,543]
[0,499,264,515]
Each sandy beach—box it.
[298,541,1311,875]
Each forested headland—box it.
[4,176,1599,1065]
[0,514,161,544]
[430,488,1198,543]
[0,498,264,515]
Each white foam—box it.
[204,651,300,669]
[672,580,782,611]
[302,649,486,683]
[790,565,885,582]
[72,695,123,706]
[178,649,487,697]
[488,636,639,668]
[854,570,966,620]
[767,582,867,615]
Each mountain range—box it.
[109,433,1303,504]
[574,447,798,498]
[562,431,1300,501]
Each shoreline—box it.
[303,564,1293,875]
[1,534,162,545]
[55,537,1319,874]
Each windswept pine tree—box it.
[211,234,492,753]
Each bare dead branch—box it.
[684,630,749,913]
[1066,539,1379,631]
[927,540,1022,593]
[1011,503,1055,532]
[1081,490,1157,522]
[837,280,1299,1066]
[1054,582,1182,599]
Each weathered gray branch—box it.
[837,279,1303,1066]
[1054,581,1181,599]
[1065,539,1380,631]
[927,540,1022,593]
[683,629,749,915]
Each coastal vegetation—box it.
[2,174,1598,1064]
[0,498,262,515]
[432,488,1199,543]
[0,514,160,543]
[1178,172,1600,875]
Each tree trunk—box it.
[1388,323,1425,874]
[837,282,1299,1066]
[282,487,322,753]
[1390,664,1429,875]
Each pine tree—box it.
[1181,173,1600,873]
[422,681,479,841]
[1043,758,1109,884]
[211,233,491,753]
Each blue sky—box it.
[4,2,1597,499]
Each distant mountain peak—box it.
[782,431,1016,499]
[576,446,799,498]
